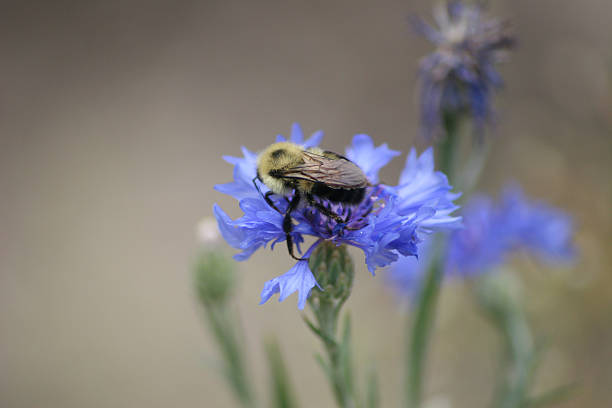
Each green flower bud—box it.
[308,242,354,304]
[194,250,236,306]
[475,268,524,318]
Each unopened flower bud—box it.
[474,268,523,316]
[309,242,354,302]
[195,250,236,306]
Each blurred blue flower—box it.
[214,123,462,309]
[446,194,514,275]
[412,1,515,141]
[495,187,575,265]
[388,186,575,297]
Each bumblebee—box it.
[253,142,369,260]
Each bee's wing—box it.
[279,150,368,188]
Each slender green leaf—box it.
[365,364,380,408]
[265,339,299,408]
[314,353,334,383]
[340,315,355,398]
[302,315,337,346]
[526,383,578,408]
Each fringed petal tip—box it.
[259,260,319,310]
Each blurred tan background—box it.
[0,0,610,407]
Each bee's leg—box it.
[264,192,283,213]
[345,206,372,230]
[344,208,352,223]
[284,191,308,261]
[305,193,344,224]
[253,176,282,213]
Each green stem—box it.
[316,299,356,408]
[405,237,446,408]
[456,139,491,198]
[305,243,356,408]
[405,111,460,408]
[439,112,460,181]
[474,272,538,408]
[265,339,299,408]
[205,306,256,408]
[495,313,536,408]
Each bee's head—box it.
[257,142,304,177]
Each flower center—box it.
[301,186,386,239]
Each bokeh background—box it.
[1,1,610,407]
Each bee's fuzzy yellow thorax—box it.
[257,142,305,195]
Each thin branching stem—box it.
[314,299,356,408]
[405,112,459,408]
[205,305,256,408]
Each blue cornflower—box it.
[412,1,515,141]
[493,187,576,265]
[214,123,462,309]
[388,186,575,297]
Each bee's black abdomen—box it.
[311,182,366,205]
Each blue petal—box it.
[259,243,322,309]
[398,148,433,184]
[386,238,434,300]
[215,147,260,201]
[289,123,304,144]
[499,187,576,263]
[409,15,443,44]
[259,261,318,310]
[395,148,462,231]
[446,195,509,275]
[363,234,400,274]
[387,255,425,301]
[303,130,324,148]
[213,196,293,261]
[345,134,400,183]
[276,123,323,147]
[213,204,246,248]
[343,194,426,274]
[445,186,575,277]
[214,166,259,201]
